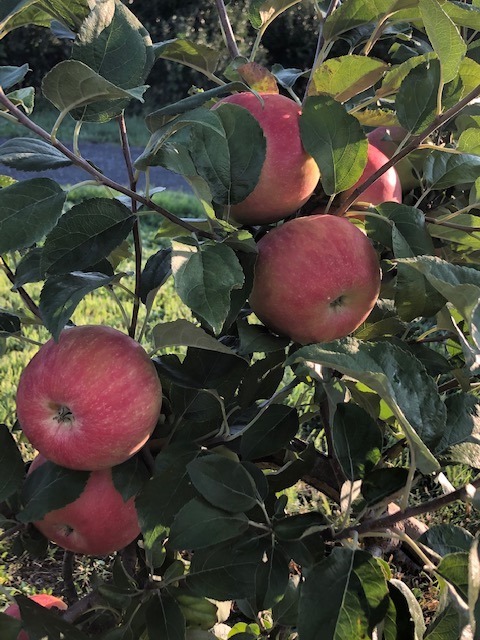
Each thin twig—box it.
[62,551,79,604]
[214,0,240,59]
[0,522,25,542]
[336,84,480,215]
[1,257,42,320]
[0,88,216,240]
[303,0,340,102]
[425,216,480,232]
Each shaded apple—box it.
[212,92,320,225]
[367,126,421,192]
[249,214,381,344]
[16,325,162,471]
[341,141,402,207]
[28,454,141,556]
[4,593,67,640]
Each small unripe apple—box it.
[341,142,402,206]
[28,455,141,556]
[367,126,421,192]
[249,214,381,344]
[212,92,320,225]
[4,593,67,640]
[16,325,162,471]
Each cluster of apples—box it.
[16,325,163,556]
[215,92,405,344]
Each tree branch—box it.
[1,257,42,320]
[0,89,216,240]
[336,84,480,215]
[215,0,240,59]
[62,551,79,604]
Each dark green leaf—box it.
[236,319,289,355]
[0,312,21,337]
[361,467,409,505]
[300,95,367,195]
[188,539,265,600]
[14,248,43,287]
[154,38,221,75]
[436,392,479,454]
[39,271,116,341]
[172,240,244,335]
[236,351,285,408]
[255,544,290,610]
[272,577,301,627]
[333,403,382,481]
[437,553,469,601]
[0,424,24,501]
[383,580,423,640]
[18,594,89,640]
[0,612,21,640]
[145,594,186,640]
[41,198,135,275]
[418,525,474,557]
[152,319,240,357]
[240,404,299,460]
[111,455,151,503]
[274,512,329,541]
[367,203,434,256]
[266,442,316,492]
[248,0,302,29]
[0,178,65,253]
[424,151,480,189]
[287,338,445,473]
[0,63,29,90]
[169,498,249,550]
[18,460,90,524]
[187,454,259,513]
[0,138,72,171]
[424,603,463,639]
[139,248,171,304]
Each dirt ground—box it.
[0,138,192,193]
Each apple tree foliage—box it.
[0,0,480,637]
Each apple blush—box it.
[16,325,162,471]
[213,92,320,225]
[249,214,381,344]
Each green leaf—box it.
[17,594,89,640]
[333,403,382,481]
[0,137,73,171]
[298,547,389,640]
[367,203,435,256]
[274,512,329,541]
[418,525,474,557]
[236,319,289,355]
[0,612,21,640]
[248,0,302,29]
[458,128,480,155]
[172,240,244,335]
[424,603,463,639]
[42,60,147,120]
[419,0,466,83]
[424,151,480,189]
[323,0,395,40]
[154,38,221,76]
[0,311,21,336]
[6,86,34,114]
[300,95,368,195]
[0,424,24,502]
[41,198,135,275]
[385,580,426,640]
[187,454,259,513]
[255,544,290,610]
[0,178,65,254]
[0,63,29,90]
[169,498,249,550]
[377,53,436,98]
[139,248,171,305]
[145,594,186,640]
[71,0,154,122]
[287,338,445,473]
[236,351,285,408]
[18,460,90,524]
[435,392,479,454]
[14,248,43,287]
[111,455,151,503]
[396,59,463,133]
[309,55,387,102]
[240,404,299,460]
[152,319,240,358]
[361,467,409,505]
[0,0,89,37]
[437,552,469,601]
[188,539,265,600]
[39,271,116,341]
[272,577,301,627]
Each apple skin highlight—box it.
[213,92,320,225]
[16,325,162,471]
[249,214,381,344]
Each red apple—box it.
[16,325,162,471]
[367,126,421,192]
[249,214,381,344]
[4,593,67,640]
[212,92,320,225]
[28,454,141,556]
[341,142,402,207]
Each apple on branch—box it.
[4,593,67,640]
[249,214,381,344]
[16,325,162,471]
[367,126,423,192]
[28,455,141,556]
[213,92,320,225]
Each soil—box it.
[0,138,192,193]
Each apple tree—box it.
[0,0,480,638]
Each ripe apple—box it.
[249,214,381,344]
[212,92,320,225]
[28,454,141,556]
[16,325,162,471]
[367,126,422,192]
[341,141,402,207]
[4,593,67,640]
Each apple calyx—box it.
[52,404,75,425]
